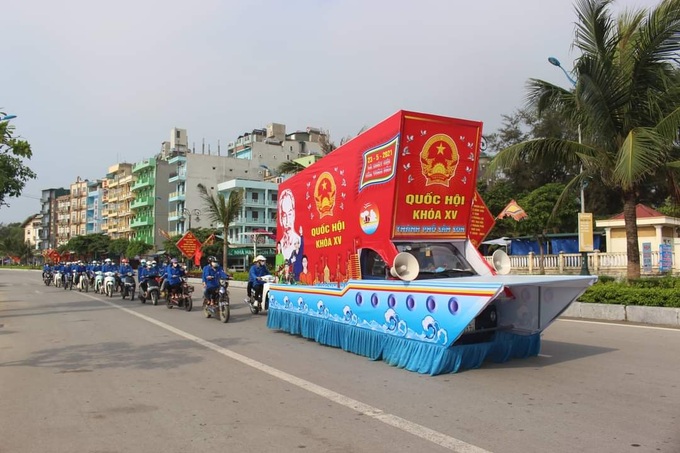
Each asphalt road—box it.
[1,269,679,453]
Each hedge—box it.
[579,278,680,308]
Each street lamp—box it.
[179,208,201,232]
[548,56,589,275]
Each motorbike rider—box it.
[42,263,52,280]
[62,261,73,286]
[102,258,117,274]
[202,256,228,305]
[162,258,186,300]
[74,260,87,285]
[248,255,270,303]
[138,259,149,295]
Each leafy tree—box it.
[197,183,244,269]
[126,240,153,259]
[108,238,130,258]
[488,0,680,279]
[277,160,307,175]
[0,112,37,207]
[516,184,579,274]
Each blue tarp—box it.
[508,235,603,255]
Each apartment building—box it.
[56,194,71,246]
[103,163,135,240]
[86,179,104,234]
[39,187,69,250]
[69,177,89,238]
[217,179,278,270]
[130,157,172,250]
[22,214,43,250]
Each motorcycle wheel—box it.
[249,303,259,315]
[121,289,126,300]
[166,299,173,309]
[220,305,230,323]
[151,292,158,306]
[130,289,135,300]
[184,296,193,312]
[140,294,146,304]
[84,282,89,293]
[203,303,211,318]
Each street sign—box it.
[578,213,594,252]
[659,243,672,273]
[642,242,652,273]
[176,231,202,259]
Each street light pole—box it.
[548,56,590,275]
[180,208,201,233]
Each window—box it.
[252,192,259,201]
[252,211,259,220]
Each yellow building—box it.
[595,204,680,253]
[56,194,71,246]
[104,163,135,240]
[69,177,89,238]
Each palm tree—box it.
[488,0,680,279]
[277,160,307,175]
[197,183,244,270]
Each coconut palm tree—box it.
[488,0,680,279]
[197,183,244,270]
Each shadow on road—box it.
[0,339,207,371]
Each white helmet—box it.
[255,255,266,262]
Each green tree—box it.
[0,112,37,207]
[108,238,130,258]
[516,184,579,274]
[488,0,680,279]
[197,183,244,269]
[126,240,153,259]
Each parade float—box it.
[263,110,596,375]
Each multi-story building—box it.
[164,125,324,236]
[39,187,69,250]
[22,214,43,250]
[130,157,172,250]
[86,179,104,234]
[217,179,278,270]
[103,163,135,240]
[69,177,89,238]
[56,194,71,246]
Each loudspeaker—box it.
[390,252,420,281]
[492,249,511,275]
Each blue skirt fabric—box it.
[267,309,540,375]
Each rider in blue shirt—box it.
[102,258,117,274]
[248,255,270,302]
[202,256,228,303]
[162,258,186,299]
[75,261,87,285]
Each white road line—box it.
[557,318,680,332]
[80,292,492,453]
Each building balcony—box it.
[131,215,153,228]
[130,196,154,210]
[168,212,181,222]
[168,155,187,166]
[107,194,119,202]
[131,176,155,191]
[168,170,186,183]
[132,158,155,174]
[168,191,186,202]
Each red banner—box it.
[468,191,496,247]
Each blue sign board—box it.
[642,242,652,273]
[659,243,673,273]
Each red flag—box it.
[496,199,528,221]
[158,228,172,240]
[194,247,203,266]
[202,233,215,246]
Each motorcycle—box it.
[93,271,104,294]
[76,272,89,293]
[121,272,136,300]
[64,271,74,291]
[139,275,161,306]
[203,277,230,323]
[103,271,116,297]
[43,271,53,286]
[166,277,194,311]
[54,271,62,288]
[246,275,276,314]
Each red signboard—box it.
[176,231,202,259]
[468,191,496,247]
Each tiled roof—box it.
[608,204,665,220]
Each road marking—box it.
[538,354,552,358]
[558,318,680,332]
[80,292,492,453]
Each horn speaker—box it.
[492,249,511,275]
[390,252,420,281]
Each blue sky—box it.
[1,0,662,223]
